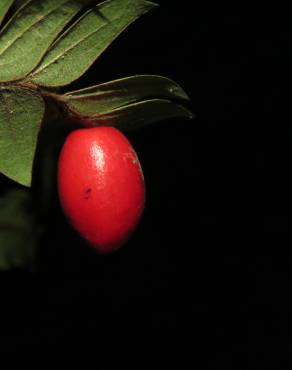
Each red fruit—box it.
[57,126,145,254]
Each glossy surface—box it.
[58,126,145,253]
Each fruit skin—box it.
[57,126,145,254]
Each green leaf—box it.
[0,0,14,27]
[68,98,194,131]
[63,75,191,115]
[30,0,157,87]
[0,188,37,270]
[0,0,94,82]
[62,74,193,130]
[0,86,45,186]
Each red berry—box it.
[57,126,145,254]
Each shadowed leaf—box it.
[68,98,194,131]
[63,74,190,115]
[0,0,14,27]
[62,74,193,130]
[12,0,28,11]
[0,188,37,270]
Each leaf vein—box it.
[33,13,125,76]
[0,0,73,58]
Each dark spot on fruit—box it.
[84,188,92,199]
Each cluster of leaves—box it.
[0,0,192,187]
[0,0,192,270]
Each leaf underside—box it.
[0,86,45,186]
[30,0,157,87]
[0,0,95,82]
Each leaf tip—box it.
[171,86,191,102]
[137,0,159,12]
[145,1,159,8]
[181,107,195,121]
[188,110,196,120]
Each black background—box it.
[1,1,292,369]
